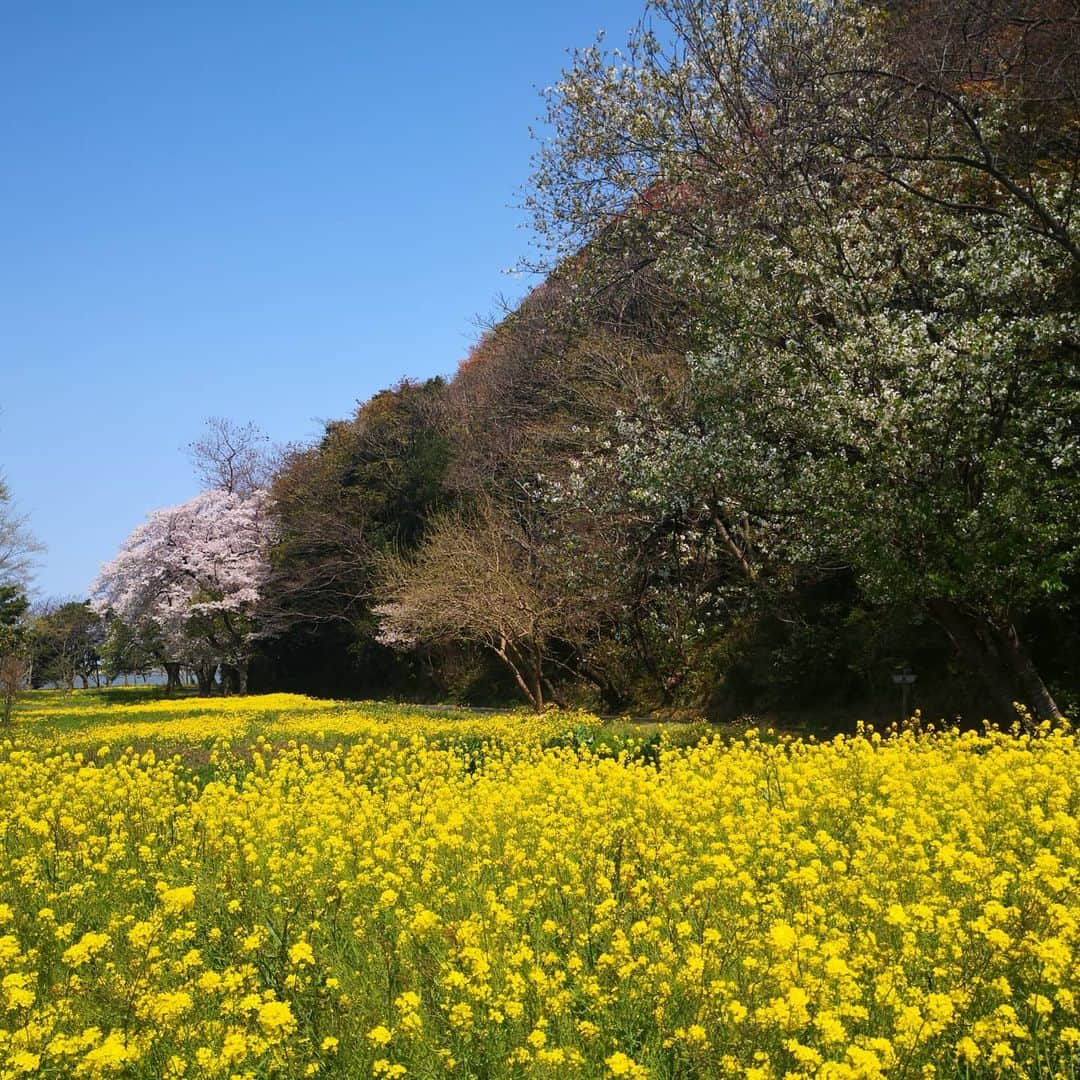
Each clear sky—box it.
[0,0,642,599]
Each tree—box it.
[545,413,767,707]
[98,615,157,686]
[0,654,29,725]
[256,379,454,697]
[0,584,30,723]
[188,418,273,496]
[0,476,41,588]
[29,600,103,691]
[429,300,702,709]
[0,495,32,717]
[697,192,1077,722]
[528,0,1079,274]
[0,584,29,653]
[91,490,274,694]
[526,0,1080,722]
[269,380,450,627]
[374,499,594,710]
[837,0,1080,267]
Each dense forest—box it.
[6,0,1080,725]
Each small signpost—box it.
[891,667,918,722]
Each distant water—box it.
[39,669,198,690]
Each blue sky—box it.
[0,1,642,599]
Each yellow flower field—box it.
[0,692,1077,1079]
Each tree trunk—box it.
[576,661,630,712]
[194,664,217,697]
[992,620,1063,724]
[530,641,545,712]
[163,662,184,695]
[542,676,565,709]
[220,663,249,695]
[925,599,1060,726]
[492,637,540,710]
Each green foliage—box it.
[0,584,29,654]
[238,0,1080,725]
[30,601,103,690]
[520,0,1080,721]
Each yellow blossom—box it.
[257,999,297,1037]
[368,1025,394,1047]
[159,885,196,914]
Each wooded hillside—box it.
[81,0,1080,724]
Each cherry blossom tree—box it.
[91,489,273,694]
[187,417,274,496]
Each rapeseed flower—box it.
[0,691,1077,1077]
[257,999,296,1037]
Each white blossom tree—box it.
[91,489,274,694]
[526,0,1080,722]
